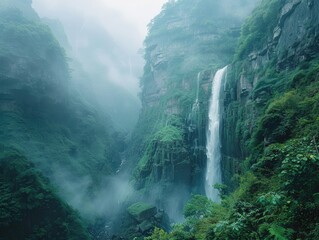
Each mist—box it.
[219,0,260,18]
[32,0,167,96]
[31,0,167,132]
[6,0,167,224]
[30,0,260,223]
[1,0,275,239]
[28,0,169,224]
[52,167,134,219]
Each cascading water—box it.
[195,72,201,103]
[192,72,201,112]
[205,66,228,202]
[188,72,201,132]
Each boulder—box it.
[138,220,154,233]
[127,202,157,222]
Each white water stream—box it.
[205,66,228,202]
[192,72,201,113]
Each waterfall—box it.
[205,66,227,202]
[187,72,202,156]
[195,72,201,104]
[192,72,201,112]
[188,71,201,130]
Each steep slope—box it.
[0,146,91,240]
[42,17,141,133]
[0,0,122,219]
[130,0,257,220]
[221,0,319,190]
[146,0,319,239]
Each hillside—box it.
[128,0,256,222]
[1,0,318,239]
[0,146,91,240]
[0,0,123,228]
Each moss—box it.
[149,1,319,238]
[127,202,157,222]
[235,0,284,60]
[153,126,183,143]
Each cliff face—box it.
[143,1,319,238]
[131,0,319,202]
[221,0,319,189]
[131,0,256,219]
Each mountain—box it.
[0,0,123,226]
[42,16,141,133]
[1,0,319,239]
[144,0,319,239]
[128,0,258,222]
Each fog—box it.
[220,0,260,18]
[31,0,168,132]
[32,0,168,96]
[29,0,259,228]
[29,0,168,224]
[52,167,134,219]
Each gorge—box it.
[1,0,319,239]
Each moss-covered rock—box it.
[127,202,157,222]
[129,0,252,220]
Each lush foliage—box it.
[132,0,243,196]
[145,0,319,239]
[235,0,284,59]
[146,136,319,239]
[0,1,124,230]
[0,146,91,240]
[253,60,319,146]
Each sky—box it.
[32,0,168,95]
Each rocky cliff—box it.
[221,0,319,190]
[144,0,319,238]
[130,0,257,219]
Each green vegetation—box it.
[127,202,157,222]
[131,0,243,196]
[235,0,284,60]
[0,8,69,85]
[253,59,319,147]
[154,125,183,143]
[0,146,91,240]
[146,136,319,239]
[0,0,122,184]
[128,202,155,216]
[0,1,123,235]
[1,0,319,239]
[145,0,319,239]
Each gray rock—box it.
[138,220,153,233]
